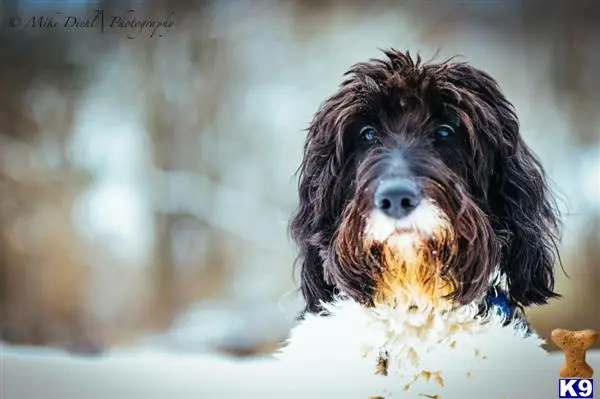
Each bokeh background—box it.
[0,0,598,356]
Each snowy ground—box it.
[1,344,282,399]
[2,343,600,399]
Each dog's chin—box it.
[378,230,427,265]
[363,200,456,310]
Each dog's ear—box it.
[290,167,336,314]
[291,81,363,314]
[290,113,339,315]
[450,64,561,307]
[491,129,561,307]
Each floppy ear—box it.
[290,164,336,314]
[490,130,561,307]
[452,65,561,307]
[290,78,364,314]
[290,116,339,315]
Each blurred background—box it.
[0,0,598,356]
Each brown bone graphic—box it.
[551,328,599,378]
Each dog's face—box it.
[292,50,560,313]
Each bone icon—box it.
[551,328,599,378]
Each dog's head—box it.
[291,50,560,313]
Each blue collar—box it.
[484,291,513,319]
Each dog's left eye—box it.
[359,126,377,144]
[435,125,455,139]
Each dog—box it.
[276,50,562,398]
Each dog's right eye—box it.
[435,124,456,139]
[359,126,377,144]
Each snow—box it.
[2,344,278,399]
[2,343,599,398]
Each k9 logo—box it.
[559,378,594,398]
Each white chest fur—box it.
[277,298,555,398]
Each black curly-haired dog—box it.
[277,50,561,398]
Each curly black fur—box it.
[290,50,561,315]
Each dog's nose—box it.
[374,179,421,219]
